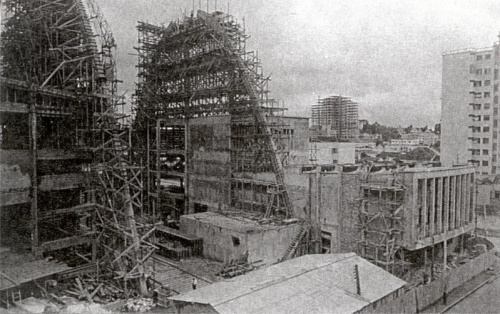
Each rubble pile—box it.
[121,298,155,312]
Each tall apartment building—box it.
[311,96,359,142]
[441,33,500,176]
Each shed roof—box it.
[169,253,406,313]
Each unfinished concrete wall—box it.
[339,172,362,253]
[187,116,231,213]
[400,167,476,250]
[180,213,300,265]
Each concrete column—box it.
[461,174,467,227]
[29,89,38,252]
[411,179,419,244]
[437,177,443,234]
[465,173,470,224]
[450,176,456,230]
[444,177,450,232]
[430,177,436,236]
[456,175,461,227]
[422,179,428,237]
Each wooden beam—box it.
[0,101,29,113]
[37,233,94,253]
[39,203,94,220]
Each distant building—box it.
[441,33,500,176]
[309,142,356,164]
[384,139,424,153]
[311,96,359,142]
[401,131,439,146]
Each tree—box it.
[434,123,441,134]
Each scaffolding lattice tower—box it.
[134,10,293,220]
[1,0,155,295]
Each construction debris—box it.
[216,260,266,278]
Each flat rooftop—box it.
[180,212,297,234]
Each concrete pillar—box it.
[430,178,436,236]
[437,177,443,234]
[456,175,461,227]
[465,173,470,224]
[411,179,419,243]
[461,174,467,227]
[422,179,428,237]
[29,89,39,252]
[444,177,450,232]
[450,176,456,230]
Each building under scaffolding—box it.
[133,10,310,264]
[311,95,359,142]
[356,166,476,276]
[0,0,155,297]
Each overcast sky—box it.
[97,0,500,127]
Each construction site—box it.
[0,1,498,313]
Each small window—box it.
[482,161,489,166]
[484,126,490,132]
[331,148,338,154]
[485,68,491,75]
[483,138,489,144]
[474,81,482,87]
[484,103,490,110]
[477,55,483,61]
[484,92,490,98]
[495,191,500,199]
[485,80,491,86]
[483,149,489,155]
[485,54,491,60]
[494,108,498,115]
[495,84,499,92]
[495,96,499,104]
[484,115,490,121]
[231,236,240,246]
[476,69,483,75]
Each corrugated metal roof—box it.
[169,253,406,313]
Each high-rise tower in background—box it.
[311,95,359,142]
[441,33,500,177]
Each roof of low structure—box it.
[169,253,406,314]
[181,212,294,234]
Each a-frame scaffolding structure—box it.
[134,10,293,220]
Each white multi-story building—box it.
[441,33,500,176]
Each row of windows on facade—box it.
[472,81,500,90]
[471,149,497,156]
[471,103,499,111]
[470,137,493,144]
[473,95,499,105]
[472,68,500,79]
[471,114,491,121]
[476,54,492,61]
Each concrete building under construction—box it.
[0,0,156,301]
[311,95,360,142]
[0,3,495,312]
